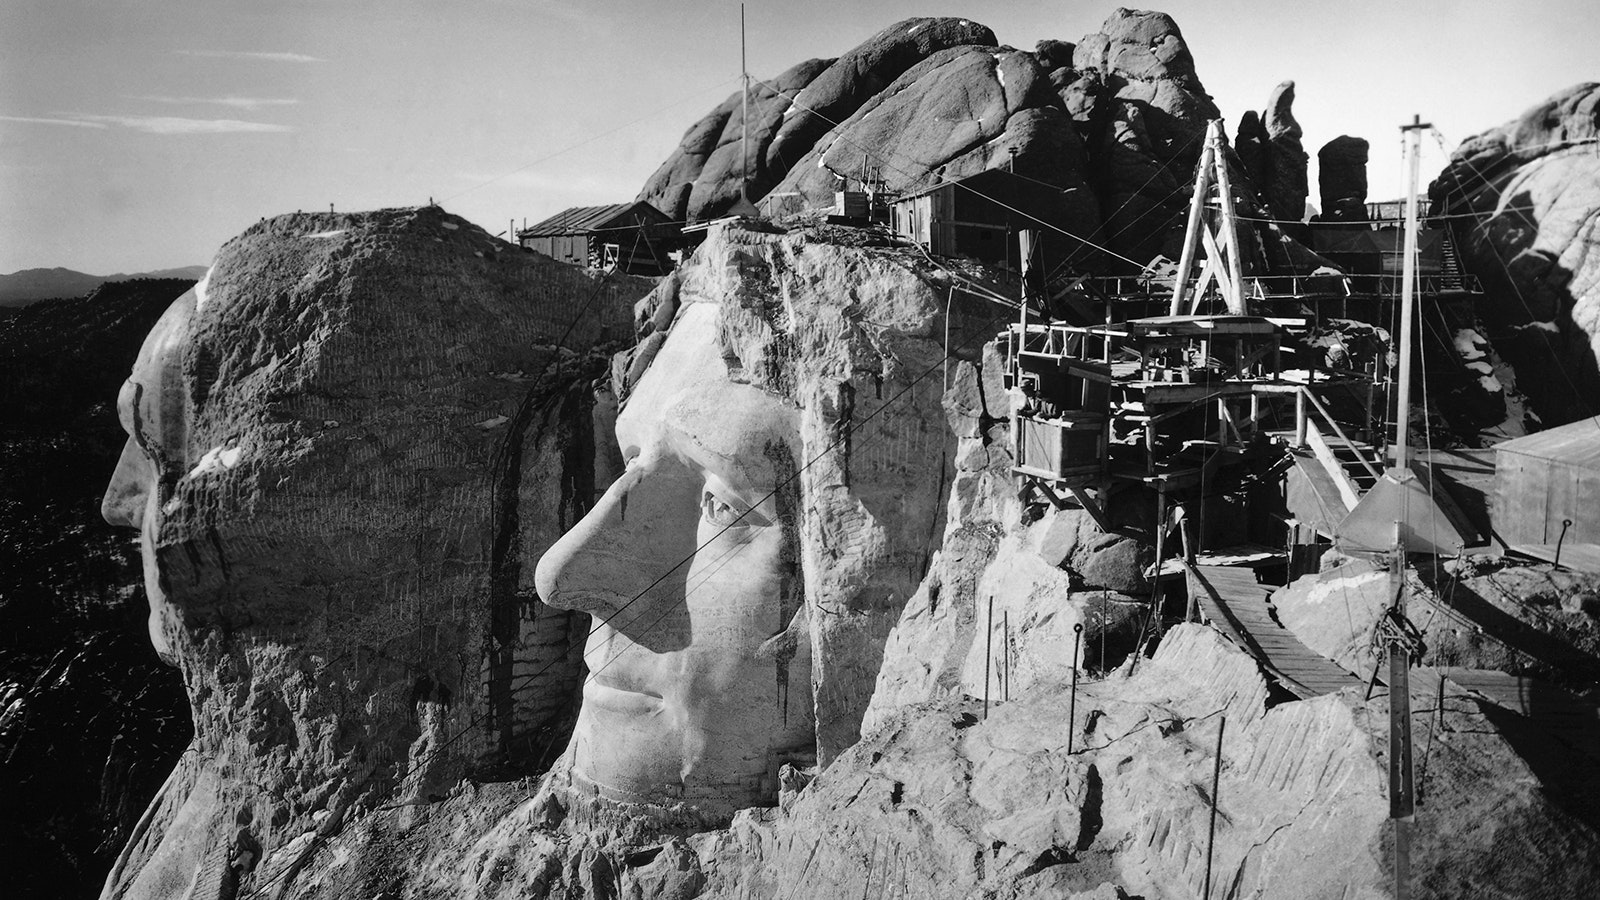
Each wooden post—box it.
[1210,126,1246,315]
[1170,124,1217,315]
[1150,488,1168,630]
[1183,517,1200,623]
[1295,388,1308,447]
[984,596,994,720]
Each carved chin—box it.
[146,598,181,666]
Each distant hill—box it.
[0,264,209,307]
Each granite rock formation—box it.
[1317,135,1370,223]
[1060,8,1220,264]
[637,16,998,222]
[1262,81,1309,223]
[636,57,833,223]
[1430,81,1600,425]
[642,9,1251,271]
[96,207,651,900]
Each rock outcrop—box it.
[1317,135,1370,223]
[765,44,1088,204]
[1430,82,1600,425]
[1062,8,1220,264]
[641,9,1249,271]
[637,57,833,223]
[637,17,998,222]
[1262,81,1309,223]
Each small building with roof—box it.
[516,201,676,275]
[1493,415,1600,547]
[889,169,1083,268]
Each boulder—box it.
[763,17,998,181]
[1316,135,1369,222]
[1429,81,1600,425]
[638,57,832,222]
[767,44,1099,244]
[639,17,998,223]
[1235,109,1268,196]
[1262,80,1309,223]
[1065,8,1221,265]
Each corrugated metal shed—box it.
[1493,415,1600,546]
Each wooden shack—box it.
[890,169,1076,266]
[517,201,676,275]
[1493,415,1600,546]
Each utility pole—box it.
[1393,114,1430,471]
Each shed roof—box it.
[518,201,665,237]
[1494,415,1600,470]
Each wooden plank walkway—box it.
[1410,666,1600,762]
[1186,562,1364,699]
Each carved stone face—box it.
[536,303,814,815]
[102,289,198,664]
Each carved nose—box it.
[535,452,704,609]
[101,439,151,528]
[534,468,638,617]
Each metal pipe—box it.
[1555,517,1574,567]
[1004,610,1011,702]
[1203,715,1227,900]
[1067,623,1083,755]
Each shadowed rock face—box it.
[1317,135,1370,223]
[1063,8,1220,264]
[1430,82,1600,425]
[765,42,1101,251]
[96,207,651,899]
[1262,81,1309,223]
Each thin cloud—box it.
[128,95,301,111]
[176,50,322,63]
[0,115,109,129]
[74,115,294,134]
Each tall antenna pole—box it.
[1393,114,1430,472]
[740,3,749,199]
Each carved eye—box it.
[701,491,746,528]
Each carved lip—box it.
[586,675,665,713]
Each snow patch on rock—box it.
[185,444,244,479]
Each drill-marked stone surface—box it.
[96,206,651,900]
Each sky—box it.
[2,0,1595,275]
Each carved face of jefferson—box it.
[535,302,814,816]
